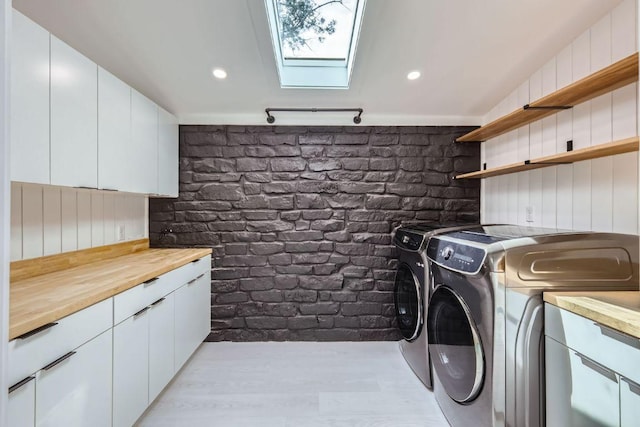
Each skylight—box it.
[265,0,366,88]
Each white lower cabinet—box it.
[8,376,35,427]
[113,308,150,427]
[36,329,112,427]
[545,304,640,427]
[149,293,175,402]
[174,269,211,371]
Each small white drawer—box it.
[182,255,210,282]
[113,275,167,325]
[8,297,113,386]
[545,304,640,384]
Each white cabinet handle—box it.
[8,376,35,393]
[575,352,618,383]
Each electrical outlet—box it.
[118,225,126,241]
[525,206,534,223]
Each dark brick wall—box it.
[149,125,480,341]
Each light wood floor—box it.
[138,342,450,427]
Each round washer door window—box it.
[427,286,484,403]
[393,263,422,341]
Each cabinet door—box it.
[157,107,179,197]
[11,10,50,185]
[113,310,149,427]
[174,272,210,371]
[621,377,640,427]
[130,90,158,194]
[149,293,175,402]
[8,376,35,427]
[35,329,112,427]
[50,36,98,188]
[98,67,131,191]
[545,337,619,427]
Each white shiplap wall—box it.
[10,183,148,261]
[481,0,639,234]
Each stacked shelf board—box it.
[455,137,639,179]
[454,52,639,180]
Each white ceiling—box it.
[13,0,622,126]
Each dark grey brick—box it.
[309,159,341,171]
[298,181,339,194]
[365,195,401,210]
[341,303,382,316]
[259,134,296,146]
[341,266,370,278]
[324,230,351,242]
[299,275,343,290]
[295,194,327,209]
[299,303,341,315]
[250,267,276,277]
[313,264,338,275]
[292,253,331,264]
[192,158,235,173]
[295,220,310,230]
[225,243,248,255]
[341,158,369,170]
[278,231,324,241]
[310,220,343,232]
[244,173,271,183]
[250,242,284,255]
[288,316,319,329]
[240,277,275,291]
[386,184,427,196]
[339,182,385,194]
[335,134,368,145]
[243,182,261,195]
[268,196,295,210]
[274,275,299,289]
[301,146,325,158]
[246,221,294,232]
[216,292,249,304]
[268,253,292,265]
[237,158,268,171]
[284,290,317,302]
[370,134,399,146]
[246,317,287,329]
[271,158,306,172]
[369,158,397,171]
[364,172,395,182]
[301,210,333,220]
[251,290,283,302]
[197,184,242,201]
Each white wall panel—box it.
[77,191,92,250]
[10,183,22,261]
[611,0,637,62]
[42,187,61,256]
[10,184,148,261]
[22,185,43,259]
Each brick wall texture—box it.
[149,125,480,341]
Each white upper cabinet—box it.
[98,67,131,191]
[158,107,179,197]
[131,90,158,194]
[11,10,50,185]
[50,35,98,188]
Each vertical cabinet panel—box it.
[131,90,158,194]
[149,293,175,403]
[50,36,98,189]
[11,10,50,185]
[158,107,179,197]
[22,185,43,260]
[545,337,619,427]
[113,312,149,427]
[98,67,131,191]
[174,271,210,371]
[35,330,112,427]
[8,377,35,427]
[621,378,640,427]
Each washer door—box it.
[393,263,422,341]
[427,286,484,403]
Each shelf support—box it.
[523,104,572,110]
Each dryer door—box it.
[393,262,422,341]
[428,285,484,403]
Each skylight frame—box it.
[265,0,367,88]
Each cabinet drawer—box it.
[545,304,640,384]
[182,255,210,282]
[113,275,167,325]
[8,297,113,386]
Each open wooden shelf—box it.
[457,52,639,142]
[455,137,639,179]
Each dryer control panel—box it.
[426,238,486,274]
[393,229,425,252]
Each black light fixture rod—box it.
[265,107,363,124]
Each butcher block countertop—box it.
[544,291,640,339]
[10,242,211,340]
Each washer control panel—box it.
[393,229,426,252]
[426,238,487,273]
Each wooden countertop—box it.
[10,247,211,340]
[544,291,640,339]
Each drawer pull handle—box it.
[191,259,200,264]
[622,377,640,396]
[575,352,618,383]
[16,322,58,340]
[151,297,166,306]
[187,278,197,285]
[134,306,150,317]
[596,323,640,349]
[144,277,159,285]
[8,376,35,393]
[196,273,205,280]
[42,351,76,371]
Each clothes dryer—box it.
[392,223,476,388]
[425,225,639,426]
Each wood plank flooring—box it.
[137,342,450,427]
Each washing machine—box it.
[392,223,477,388]
[425,225,639,427]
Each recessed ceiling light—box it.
[407,71,421,80]
[212,68,227,79]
